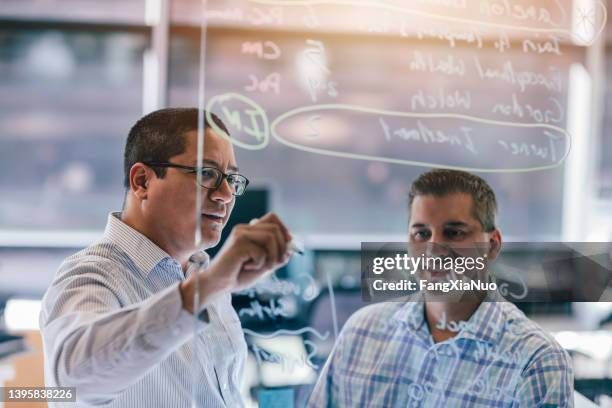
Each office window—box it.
[0,0,146,24]
[0,28,148,231]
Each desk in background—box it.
[1,331,46,408]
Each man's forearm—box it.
[43,283,206,405]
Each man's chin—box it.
[198,228,221,248]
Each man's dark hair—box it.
[123,108,229,188]
[408,169,497,232]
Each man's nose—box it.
[209,178,234,204]
[425,232,451,257]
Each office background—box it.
[0,0,612,406]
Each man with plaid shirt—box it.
[308,170,573,407]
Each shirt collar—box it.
[104,212,172,274]
[391,292,506,345]
[392,297,427,332]
[459,299,505,344]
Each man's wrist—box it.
[179,276,226,314]
[179,280,196,314]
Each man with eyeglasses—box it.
[40,108,293,407]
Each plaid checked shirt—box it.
[308,298,573,407]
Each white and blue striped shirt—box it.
[40,212,247,407]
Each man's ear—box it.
[129,163,151,200]
[487,229,502,261]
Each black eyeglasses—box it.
[143,161,249,196]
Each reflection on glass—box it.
[0,29,147,230]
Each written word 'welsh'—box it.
[409,51,466,77]
[411,89,471,111]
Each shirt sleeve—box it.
[39,261,208,406]
[516,346,574,408]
